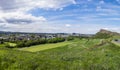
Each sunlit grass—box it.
[19,41,72,52]
[0,39,120,70]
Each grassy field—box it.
[19,39,101,52]
[19,41,73,52]
[0,39,120,70]
[8,43,16,46]
[0,44,5,47]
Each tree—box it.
[66,36,74,41]
[17,42,26,48]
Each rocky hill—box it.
[94,29,120,39]
[98,29,120,36]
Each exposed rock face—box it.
[98,29,120,36]
[94,29,120,39]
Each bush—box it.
[17,42,26,48]
[16,38,66,48]
[4,43,13,48]
[66,36,74,41]
[47,38,65,43]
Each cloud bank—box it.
[0,0,77,32]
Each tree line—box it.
[5,36,74,48]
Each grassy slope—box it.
[2,42,17,48]
[0,44,5,47]
[0,39,120,70]
[19,41,72,52]
[8,43,17,47]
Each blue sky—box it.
[0,0,120,34]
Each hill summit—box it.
[94,29,120,39]
[98,29,120,36]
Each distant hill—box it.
[98,29,120,36]
[94,29,120,39]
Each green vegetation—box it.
[0,42,17,48]
[5,42,17,47]
[94,33,112,39]
[0,38,120,70]
[19,41,72,52]
[0,44,5,48]
[66,36,74,41]
[16,37,66,48]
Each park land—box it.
[0,29,120,70]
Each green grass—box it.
[4,42,17,47]
[0,42,16,48]
[0,39,120,70]
[8,42,17,47]
[0,44,5,47]
[19,41,72,52]
[20,39,101,52]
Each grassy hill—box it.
[19,41,72,52]
[98,29,120,36]
[94,29,120,39]
[0,38,120,70]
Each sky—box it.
[0,0,120,34]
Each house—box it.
[0,37,7,39]
[45,34,56,39]
[72,33,80,36]
[57,33,70,38]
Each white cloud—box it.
[0,11,46,24]
[0,0,76,11]
[0,0,76,32]
[0,0,76,22]
[0,0,120,33]
[102,27,120,32]
[65,24,71,27]
[0,0,75,25]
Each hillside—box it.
[0,30,120,70]
[0,39,120,70]
[98,29,120,36]
[94,29,120,39]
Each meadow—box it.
[0,38,120,70]
[19,41,72,52]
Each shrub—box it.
[66,36,74,41]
